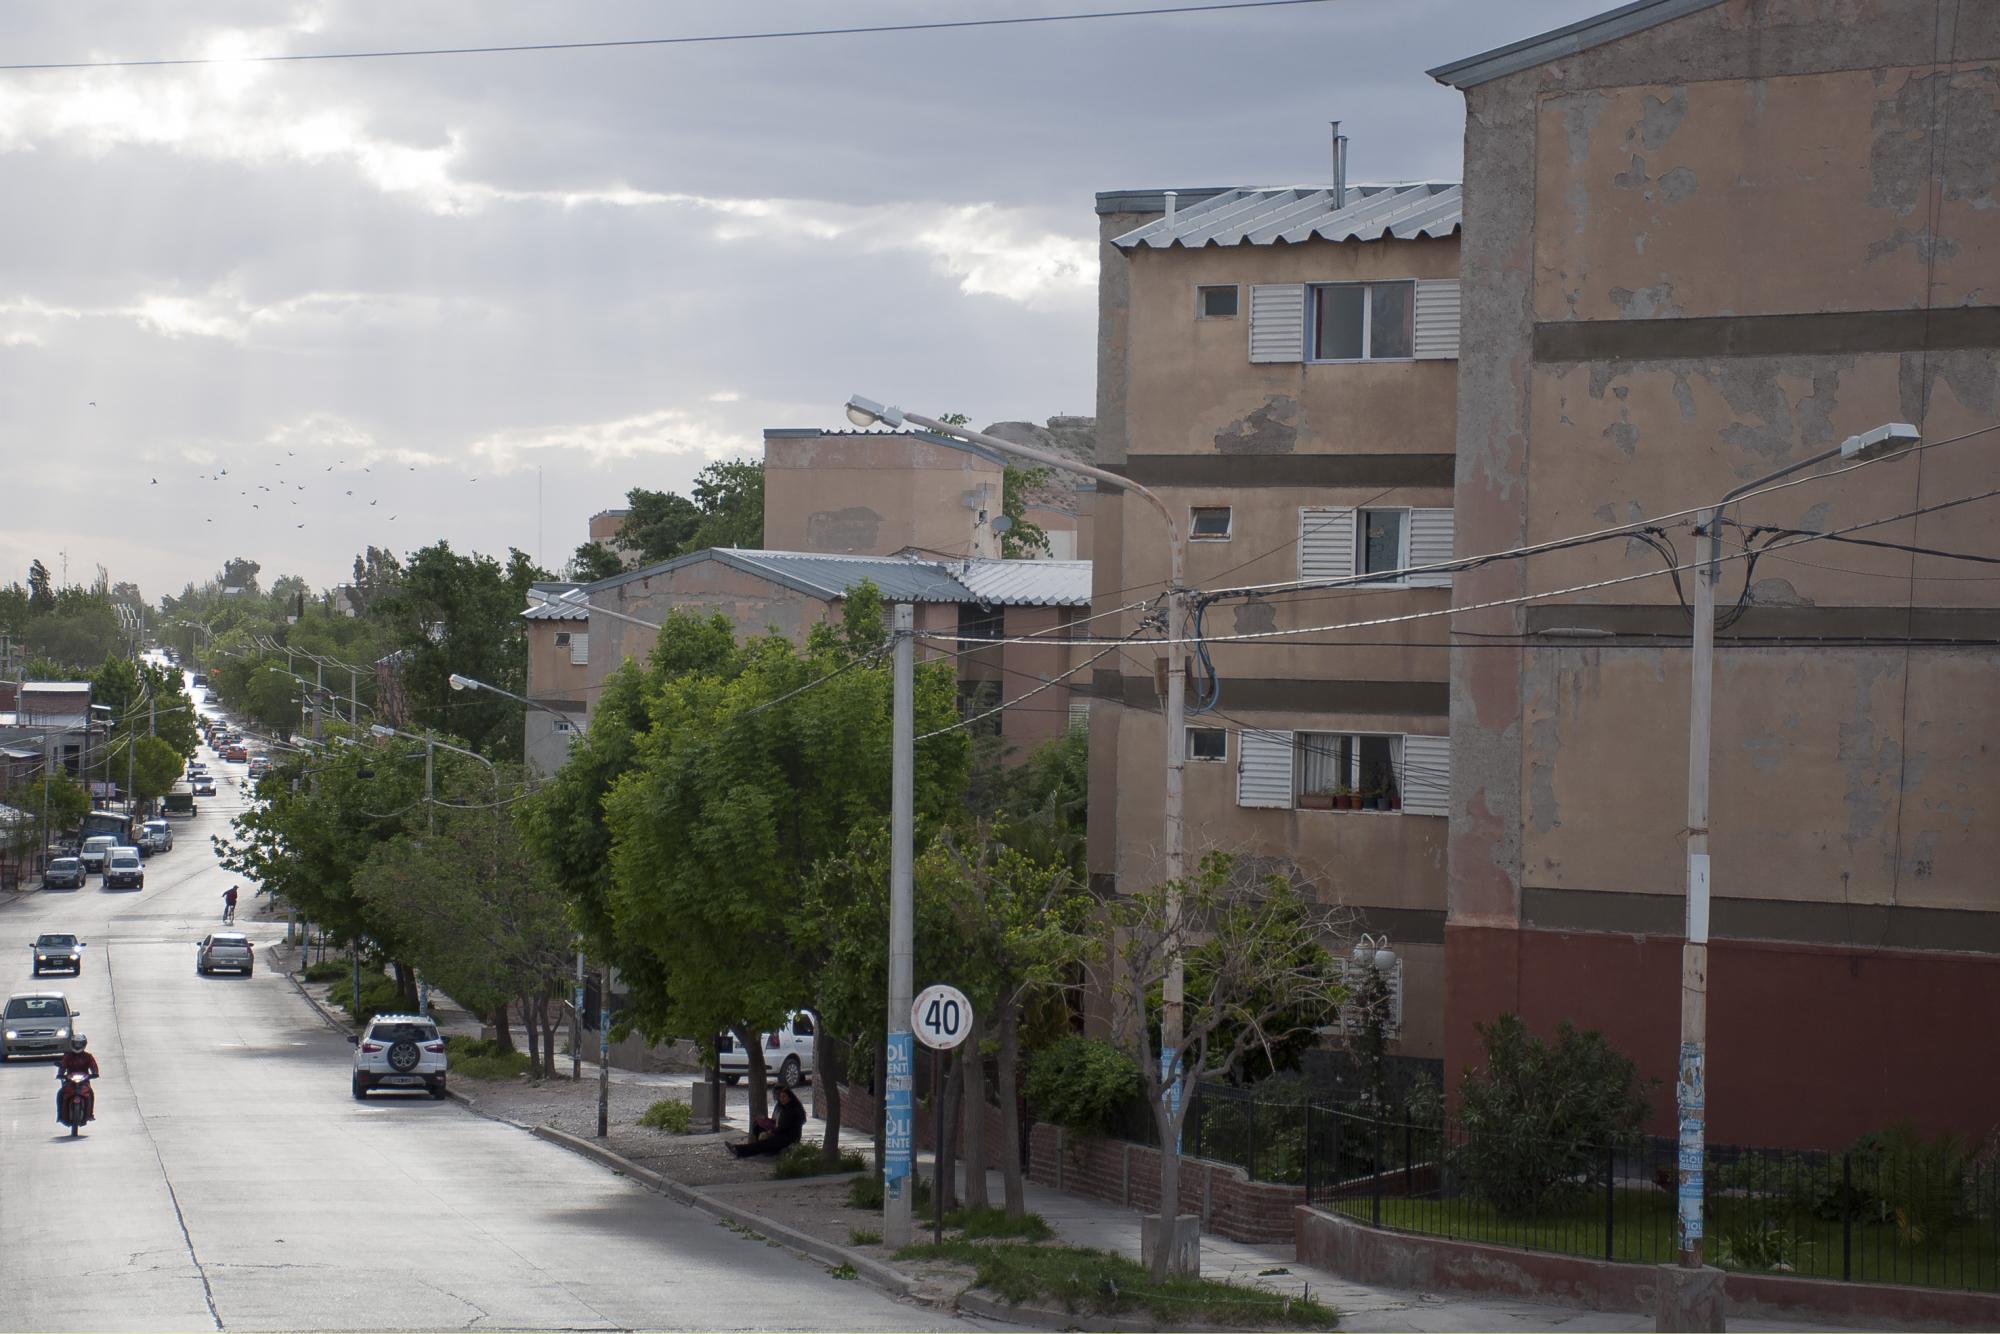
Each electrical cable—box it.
[917,634,1145,741]
[0,0,1342,73]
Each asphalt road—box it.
[0,718,978,1332]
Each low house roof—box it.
[1111,182,1460,250]
[576,548,1092,610]
[523,585,590,622]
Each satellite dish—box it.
[992,516,1015,534]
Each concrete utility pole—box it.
[883,602,916,1247]
[597,963,611,1138]
[573,947,584,1083]
[844,396,1192,1120]
[1670,422,1918,1288]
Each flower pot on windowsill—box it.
[1299,793,1335,810]
[1389,795,1402,811]
[1374,795,1392,812]
[1331,793,1351,810]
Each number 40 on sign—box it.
[912,984,972,1050]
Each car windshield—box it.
[110,854,138,866]
[50,860,77,871]
[36,936,76,947]
[83,838,111,851]
[5,997,64,1018]
[370,1023,438,1043]
[208,936,248,948]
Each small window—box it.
[791,1012,815,1037]
[1358,508,1408,580]
[958,604,1004,643]
[1187,727,1227,762]
[553,631,571,647]
[1196,285,1239,319]
[552,720,575,733]
[1189,506,1232,541]
[1295,731,1405,807]
[1310,281,1414,361]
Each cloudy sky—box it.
[0,0,1606,600]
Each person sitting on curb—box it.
[726,1085,805,1158]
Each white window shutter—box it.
[1400,733,1451,817]
[1236,729,1296,809]
[1248,284,1306,363]
[570,632,590,665]
[1299,507,1356,583]
[1406,508,1456,588]
[1414,279,1461,360]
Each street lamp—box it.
[1673,421,1920,1271]
[846,393,1193,1243]
[451,671,594,1090]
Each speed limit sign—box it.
[912,984,973,1050]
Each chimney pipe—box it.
[1163,189,1177,223]
[1330,120,1348,208]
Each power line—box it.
[0,0,1340,74]
[918,637,1138,741]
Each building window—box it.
[1189,506,1232,541]
[1310,281,1414,361]
[1295,732,1403,807]
[1187,727,1227,762]
[1357,508,1408,581]
[1196,285,1239,319]
[553,720,575,733]
[958,604,1004,643]
[553,631,571,647]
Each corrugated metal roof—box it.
[523,586,589,621]
[1111,183,1460,250]
[1429,0,1722,89]
[954,559,1091,608]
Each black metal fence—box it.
[1174,1088,1999,1293]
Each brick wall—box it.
[1025,1123,1305,1245]
[818,1079,1016,1168]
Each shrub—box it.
[302,958,349,982]
[848,1228,881,1247]
[1852,1123,1970,1244]
[944,1206,1053,1241]
[639,1098,691,1133]
[1453,1013,1652,1216]
[849,1172,930,1212]
[1717,1224,1808,1272]
[452,1045,534,1081]
[1024,1035,1143,1139]
[773,1143,867,1179]
[326,969,401,1026]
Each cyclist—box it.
[222,884,239,923]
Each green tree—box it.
[567,540,626,582]
[27,560,54,613]
[1000,467,1053,558]
[1100,853,1349,1279]
[605,460,766,567]
[121,734,184,804]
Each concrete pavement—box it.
[0,721,986,1332]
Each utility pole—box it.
[1677,508,1716,1270]
[349,667,359,727]
[597,963,611,1137]
[882,602,916,1247]
[573,947,584,1082]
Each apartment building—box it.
[1433,0,2000,1145]
[1089,176,1464,1063]
[521,583,589,779]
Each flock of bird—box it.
[145,445,484,530]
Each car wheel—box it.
[30,966,39,978]
[722,1073,742,1086]
[351,1075,368,1100]
[429,1080,448,1100]
[243,967,254,978]
[779,1055,803,1088]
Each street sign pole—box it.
[882,605,916,1247]
[912,982,973,1248]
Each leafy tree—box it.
[567,541,626,582]
[1000,467,1054,558]
[603,460,766,568]
[220,557,261,592]
[1099,853,1349,1279]
[1,771,88,851]
[120,734,184,804]
[27,560,53,613]
[1452,1014,1653,1216]
[349,546,404,614]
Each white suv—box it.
[716,1010,816,1087]
[349,1014,448,1100]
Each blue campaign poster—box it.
[883,1031,914,1182]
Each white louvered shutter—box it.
[1298,507,1356,583]
[1248,284,1306,364]
[1414,279,1461,360]
[1236,729,1296,809]
[570,632,590,665]
[1339,956,1404,1037]
[1400,733,1451,817]
[1405,508,1456,588]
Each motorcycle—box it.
[57,1071,93,1137]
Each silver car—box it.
[196,932,254,976]
[30,934,84,977]
[2,992,80,1060]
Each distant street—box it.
[0,735,978,1332]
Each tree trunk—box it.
[872,1033,887,1175]
[491,1001,514,1052]
[817,1029,845,1169]
[732,1022,769,1126]
[520,993,541,1074]
[391,959,419,1011]
[1150,1102,1188,1281]
[538,989,560,1080]
[961,1015,990,1211]
[996,1000,1027,1219]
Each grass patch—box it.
[325,969,400,1026]
[446,1038,534,1081]
[894,1240,1337,1328]
[944,1206,1054,1242]
[302,958,350,982]
[1351,1190,2000,1292]
[638,1098,691,1133]
[848,1228,882,1246]
[849,1172,931,1212]
[773,1143,868,1179]
[829,1263,858,1280]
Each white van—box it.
[79,836,115,876]
[715,1011,817,1087]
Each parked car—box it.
[1,991,80,1060]
[138,820,174,854]
[715,1010,817,1087]
[195,932,254,976]
[349,1014,448,1099]
[30,934,84,976]
[247,756,272,778]
[78,836,114,876]
[105,847,144,890]
[192,775,217,796]
[42,857,85,891]
[223,744,249,762]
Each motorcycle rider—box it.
[56,1034,99,1125]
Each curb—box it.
[286,963,355,1035]
[954,1291,1179,1332]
